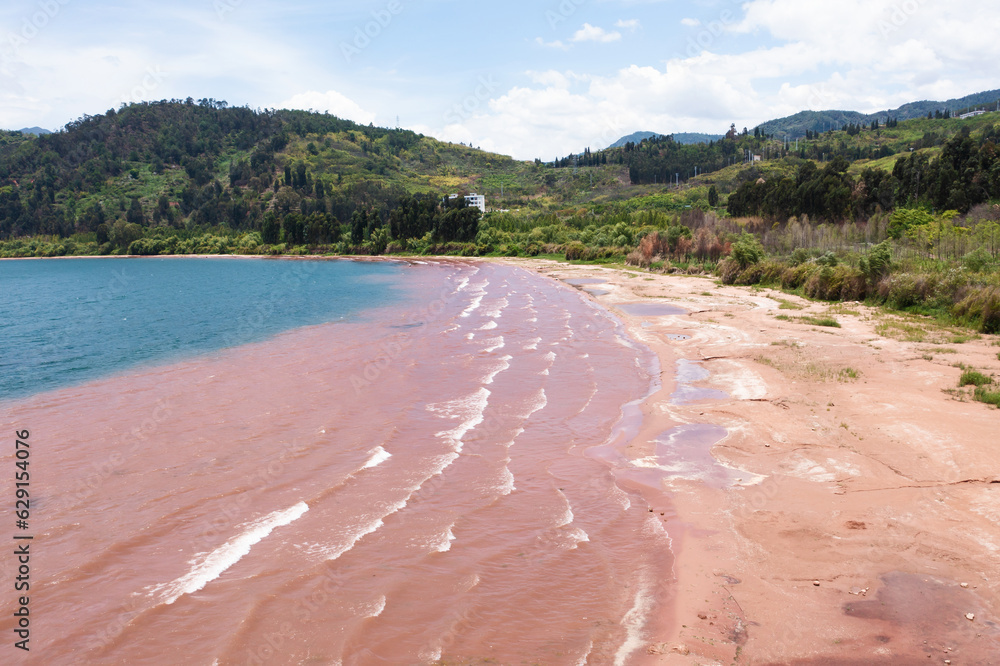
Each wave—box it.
[497,463,516,496]
[362,446,392,470]
[484,297,509,319]
[521,389,547,419]
[478,321,498,331]
[428,387,491,453]
[148,501,309,605]
[614,575,655,666]
[482,355,513,385]
[365,595,387,618]
[523,337,541,351]
[434,524,457,553]
[482,336,505,353]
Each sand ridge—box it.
[505,258,1000,665]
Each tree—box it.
[126,197,145,226]
[261,213,280,244]
[708,185,719,207]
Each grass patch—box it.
[700,291,712,296]
[974,386,1000,408]
[838,367,861,381]
[777,298,805,310]
[920,347,958,355]
[876,318,927,342]
[959,370,993,387]
[775,314,793,322]
[801,316,842,328]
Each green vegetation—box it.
[956,368,1000,408]
[2,100,1000,340]
[959,370,993,387]
[801,316,842,328]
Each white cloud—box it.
[680,18,701,27]
[572,23,622,43]
[615,19,640,31]
[535,37,569,50]
[277,90,376,125]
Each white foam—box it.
[497,463,516,496]
[149,501,309,605]
[456,277,470,292]
[365,596,387,618]
[427,388,491,453]
[324,498,406,561]
[523,337,542,351]
[478,321,498,331]
[567,527,590,549]
[614,576,655,666]
[575,641,594,666]
[483,355,513,385]
[459,281,489,318]
[556,491,574,527]
[482,336,505,353]
[484,297,509,319]
[610,485,631,512]
[435,525,457,553]
[362,446,392,470]
[522,389,547,419]
[465,332,475,341]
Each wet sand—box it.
[513,258,1000,664]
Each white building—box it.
[958,110,987,120]
[449,193,487,213]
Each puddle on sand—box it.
[663,333,691,341]
[843,572,1000,660]
[617,302,687,317]
[585,289,610,297]
[564,278,607,286]
[618,424,760,490]
[671,359,728,405]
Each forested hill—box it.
[0,99,537,243]
[759,89,1000,138]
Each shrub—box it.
[963,247,994,273]
[790,248,810,266]
[959,370,992,387]
[782,263,818,290]
[731,232,765,268]
[565,241,587,261]
[974,386,1000,408]
[718,257,742,285]
[805,265,866,301]
[859,240,892,281]
[953,286,1000,334]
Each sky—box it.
[1,0,998,160]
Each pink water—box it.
[0,261,678,665]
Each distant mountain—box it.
[606,131,722,149]
[759,89,1000,138]
[673,132,724,145]
[16,127,52,135]
[606,131,661,149]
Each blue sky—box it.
[1,0,998,160]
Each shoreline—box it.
[504,257,1000,663]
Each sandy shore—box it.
[505,258,1000,665]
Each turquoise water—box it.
[0,257,408,401]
